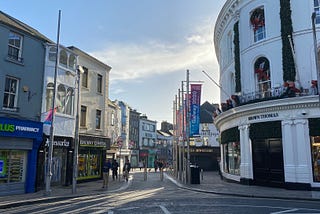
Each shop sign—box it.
[80,136,111,149]
[0,117,43,140]
[248,112,279,121]
[45,139,70,147]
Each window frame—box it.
[80,105,87,127]
[97,74,103,94]
[96,109,102,129]
[82,67,88,88]
[8,31,23,63]
[3,76,19,111]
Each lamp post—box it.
[72,65,83,194]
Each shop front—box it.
[78,135,110,181]
[36,136,73,190]
[0,117,43,195]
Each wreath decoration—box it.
[254,57,270,81]
[250,8,265,32]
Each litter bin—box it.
[190,165,200,184]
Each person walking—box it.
[102,159,111,188]
[158,160,164,181]
[138,160,144,171]
[123,159,131,182]
[112,159,119,181]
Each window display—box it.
[223,142,240,175]
[0,150,26,183]
[311,136,320,182]
[78,149,101,180]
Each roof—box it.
[200,101,218,123]
[0,11,52,43]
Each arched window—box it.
[59,50,67,67]
[57,84,66,113]
[250,8,266,42]
[68,54,76,70]
[46,83,54,112]
[254,57,271,98]
[65,87,74,115]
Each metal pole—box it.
[46,10,61,196]
[181,81,186,183]
[186,69,191,184]
[312,12,320,103]
[72,68,81,194]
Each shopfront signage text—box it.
[0,123,40,133]
[248,113,279,121]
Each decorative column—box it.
[282,120,296,183]
[293,119,312,184]
[239,124,253,183]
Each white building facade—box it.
[214,0,320,190]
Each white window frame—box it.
[3,76,19,111]
[8,31,23,62]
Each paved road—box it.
[3,171,320,214]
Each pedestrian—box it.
[154,159,158,172]
[123,159,131,181]
[102,159,111,188]
[158,160,164,181]
[138,160,144,171]
[112,159,119,181]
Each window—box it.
[96,109,101,129]
[46,83,54,112]
[250,8,266,42]
[3,76,19,110]
[68,54,76,70]
[8,32,23,62]
[80,105,87,127]
[97,74,102,93]
[223,142,240,175]
[111,112,115,126]
[65,88,74,115]
[254,57,271,98]
[0,150,27,183]
[56,84,74,115]
[311,136,320,182]
[315,0,320,24]
[82,67,88,88]
[48,47,57,62]
[59,50,68,67]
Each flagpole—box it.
[46,10,61,196]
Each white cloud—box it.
[90,22,218,83]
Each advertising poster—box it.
[190,84,201,136]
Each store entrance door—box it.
[252,138,284,187]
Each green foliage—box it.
[280,0,295,82]
[233,21,241,92]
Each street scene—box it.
[2,170,320,213]
[2,0,320,213]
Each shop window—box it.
[8,31,23,62]
[59,50,68,67]
[96,109,101,129]
[78,150,101,180]
[315,0,320,24]
[97,74,103,93]
[254,57,271,98]
[250,8,266,42]
[311,136,320,182]
[0,150,27,183]
[223,142,240,175]
[3,76,19,111]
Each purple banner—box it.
[190,84,201,136]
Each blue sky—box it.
[1,0,225,126]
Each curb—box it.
[164,173,320,202]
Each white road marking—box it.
[159,205,171,214]
[270,208,299,214]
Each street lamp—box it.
[72,65,84,194]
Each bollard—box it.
[201,168,204,180]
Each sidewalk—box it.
[1,169,320,209]
[0,175,129,209]
[166,170,320,201]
